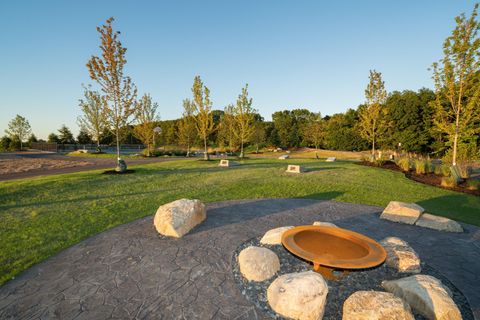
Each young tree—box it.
[431,4,480,165]
[58,125,76,144]
[358,70,388,159]
[87,17,137,171]
[191,76,214,160]
[233,84,256,158]
[177,99,197,156]
[5,114,31,150]
[218,104,237,151]
[133,94,159,156]
[303,112,324,150]
[77,85,108,149]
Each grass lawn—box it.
[0,158,479,285]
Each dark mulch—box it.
[232,237,474,320]
[357,161,480,196]
[101,169,136,175]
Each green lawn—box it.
[0,158,479,285]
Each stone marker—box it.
[218,159,238,167]
[380,201,424,225]
[260,226,294,245]
[115,159,127,172]
[342,290,414,320]
[238,246,280,281]
[326,157,336,162]
[278,154,289,160]
[382,275,462,320]
[415,213,463,233]
[153,199,206,238]
[286,165,304,173]
[267,271,328,320]
[313,221,338,228]
[380,237,421,273]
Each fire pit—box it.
[282,225,386,280]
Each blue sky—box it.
[0,1,476,139]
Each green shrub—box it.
[434,165,451,177]
[466,179,480,191]
[397,157,410,172]
[441,176,457,188]
[414,159,428,174]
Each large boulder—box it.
[415,213,463,233]
[313,221,338,228]
[380,237,421,273]
[260,226,294,245]
[380,201,424,225]
[267,271,328,320]
[382,275,461,320]
[153,199,206,238]
[342,290,414,320]
[238,246,280,281]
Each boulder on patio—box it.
[382,275,461,320]
[415,213,463,233]
[285,165,304,173]
[380,237,421,273]
[260,226,294,245]
[380,201,424,225]
[342,290,414,320]
[267,271,328,320]
[312,221,338,228]
[153,199,206,238]
[238,246,280,281]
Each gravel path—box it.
[0,199,479,319]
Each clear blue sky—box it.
[0,0,476,139]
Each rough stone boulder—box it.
[153,199,206,238]
[382,275,461,320]
[238,246,280,281]
[342,290,414,320]
[380,237,421,273]
[380,201,424,225]
[415,213,463,233]
[260,226,293,245]
[313,221,338,228]
[267,271,328,320]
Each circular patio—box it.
[0,199,479,319]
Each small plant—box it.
[397,157,410,172]
[434,164,451,177]
[458,164,472,179]
[414,159,428,174]
[441,176,457,188]
[466,179,480,190]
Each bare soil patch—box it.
[0,158,91,175]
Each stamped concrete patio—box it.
[0,198,479,319]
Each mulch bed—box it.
[232,237,474,320]
[357,161,480,196]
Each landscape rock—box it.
[115,159,127,172]
[382,275,461,320]
[415,213,463,233]
[326,157,336,162]
[286,165,304,173]
[260,226,293,245]
[218,159,238,167]
[278,154,289,160]
[313,221,338,228]
[153,199,206,238]
[380,237,421,273]
[267,271,328,320]
[342,290,414,320]
[380,201,424,225]
[238,246,280,281]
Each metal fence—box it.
[31,143,145,153]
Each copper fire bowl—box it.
[281,225,386,280]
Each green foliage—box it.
[397,157,411,172]
[57,125,75,144]
[324,109,369,151]
[466,179,480,190]
[441,176,457,188]
[77,129,93,144]
[5,114,32,150]
[414,159,428,174]
[0,136,12,151]
[47,133,60,143]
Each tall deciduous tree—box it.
[233,84,256,158]
[177,99,197,157]
[86,17,137,170]
[303,112,324,150]
[191,76,214,160]
[431,4,480,165]
[77,85,108,149]
[217,105,237,151]
[358,70,388,159]
[133,94,159,156]
[5,115,31,150]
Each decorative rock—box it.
[380,201,424,225]
[115,158,127,172]
[278,154,289,160]
[238,246,280,281]
[260,226,294,245]
[153,199,206,238]
[342,290,414,320]
[380,237,421,273]
[415,213,463,233]
[313,221,338,228]
[267,271,328,320]
[218,159,238,167]
[286,165,304,173]
[326,157,336,162]
[382,275,462,320]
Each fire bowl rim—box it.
[281,225,387,270]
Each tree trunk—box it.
[240,140,244,158]
[204,136,208,160]
[452,112,460,166]
[372,136,376,161]
[116,126,120,160]
[256,144,259,154]
[186,141,190,157]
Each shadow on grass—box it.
[416,194,480,227]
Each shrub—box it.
[466,179,480,190]
[441,176,457,188]
[397,157,410,172]
[414,159,428,174]
[434,165,451,177]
